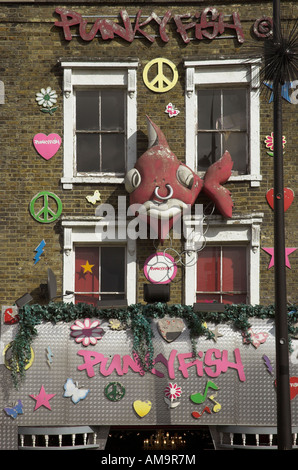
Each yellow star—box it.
[81,260,94,274]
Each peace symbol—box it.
[104,382,126,402]
[143,58,179,93]
[29,191,62,223]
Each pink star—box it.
[262,247,297,269]
[30,385,56,411]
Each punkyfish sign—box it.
[1,317,298,428]
[144,252,177,284]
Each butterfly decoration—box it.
[242,328,269,348]
[165,103,180,118]
[4,399,24,419]
[86,190,101,205]
[63,378,90,404]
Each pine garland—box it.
[10,301,298,388]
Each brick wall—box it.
[0,1,297,306]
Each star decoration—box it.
[81,260,94,274]
[209,325,223,342]
[29,385,56,411]
[262,247,297,269]
[264,81,294,104]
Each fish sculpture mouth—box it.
[142,198,189,220]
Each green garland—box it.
[10,301,298,388]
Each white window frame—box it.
[184,213,263,306]
[184,58,262,187]
[60,61,139,189]
[62,217,136,305]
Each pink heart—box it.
[266,188,294,212]
[33,133,61,160]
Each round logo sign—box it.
[144,252,177,284]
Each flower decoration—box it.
[164,383,182,409]
[70,318,104,346]
[264,132,286,156]
[36,87,58,114]
[109,319,125,330]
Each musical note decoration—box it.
[192,407,211,419]
[4,400,23,419]
[63,378,90,404]
[209,393,222,413]
[190,380,219,404]
[190,381,221,419]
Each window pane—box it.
[197,133,221,170]
[197,247,220,293]
[102,134,125,173]
[101,90,125,131]
[101,247,125,294]
[76,91,99,130]
[75,247,99,305]
[223,132,248,173]
[76,134,100,172]
[222,294,247,305]
[223,89,247,130]
[222,247,247,293]
[198,90,221,130]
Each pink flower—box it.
[264,132,286,151]
[164,383,182,400]
[70,318,104,346]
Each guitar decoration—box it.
[63,378,90,404]
[3,400,24,419]
[125,116,233,241]
[2,306,19,324]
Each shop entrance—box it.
[105,426,214,452]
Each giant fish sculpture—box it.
[125,116,233,241]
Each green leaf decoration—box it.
[10,301,298,389]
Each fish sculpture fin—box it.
[203,151,234,218]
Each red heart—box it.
[290,377,298,400]
[266,188,294,212]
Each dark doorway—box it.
[105,426,214,452]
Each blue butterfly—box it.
[4,399,24,419]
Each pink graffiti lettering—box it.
[77,347,246,382]
[54,8,244,44]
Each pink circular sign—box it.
[144,252,177,284]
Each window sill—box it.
[196,173,262,187]
[61,175,125,189]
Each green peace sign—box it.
[29,191,62,223]
[104,382,126,402]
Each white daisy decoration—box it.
[36,87,58,114]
